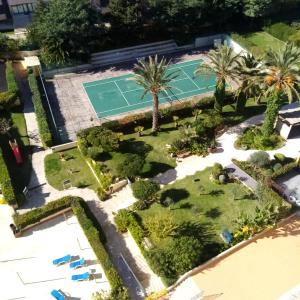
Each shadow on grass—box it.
[205,207,222,219]
[160,188,190,204]
[209,189,225,197]
[142,161,174,178]
[120,139,153,156]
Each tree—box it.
[132,179,160,201]
[194,45,240,113]
[116,153,145,179]
[0,118,12,137]
[235,53,261,112]
[28,0,98,65]
[133,55,178,132]
[260,44,300,137]
[243,0,272,18]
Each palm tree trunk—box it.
[214,79,226,113]
[235,84,247,113]
[152,92,159,132]
[262,93,280,137]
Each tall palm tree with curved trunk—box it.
[235,53,262,112]
[133,55,178,132]
[259,43,300,137]
[194,45,241,113]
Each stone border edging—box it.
[167,212,297,294]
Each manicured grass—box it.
[0,107,31,200]
[137,167,259,249]
[45,148,99,191]
[103,99,266,178]
[232,31,285,57]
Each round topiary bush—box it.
[116,153,145,179]
[132,200,148,211]
[248,151,270,168]
[274,153,286,163]
[211,163,223,180]
[132,180,160,202]
[273,162,282,172]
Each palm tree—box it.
[194,45,241,113]
[133,55,178,132]
[235,53,262,112]
[259,43,300,137]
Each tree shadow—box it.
[97,152,112,162]
[121,139,152,156]
[209,189,225,197]
[205,207,222,219]
[160,188,190,204]
[171,202,193,210]
[142,161,174,178]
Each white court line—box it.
[179,66,202,90]
[83,59,202,89]
[97,84,216,115]
[114,81,130,106]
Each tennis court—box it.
[83,59,217,118]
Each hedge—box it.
[103,92,234,133]
[271,161,299,179]
[0,148,16,205]
[27,73,53,147]
[13,196,129,299]
[13,196,77,229]
[0,62,19,109]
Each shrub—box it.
[248,151,270,168]
[0,148,16,205]
[114,209,132,232]
[116,153,145,179]
[13,196,78,229]
[132,180,160,201]
[264,23,296,41]
[27,73,53,147]
[273,163,282,172]
[132,199,148,211]
[96,186,109,201]
[211,163,224,180]
[271,161,298,179]
[274,153,286,163]
[77,126,119,154]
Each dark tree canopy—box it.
[28,0,99,65]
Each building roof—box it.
[190,214,300,300]
[170,213,300,300]
[279,103,300,126]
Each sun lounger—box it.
[53,254,71,266]
[71,272,90,281]
[220,229,233,244]
[70,258,85,269]
[51,289,65,300]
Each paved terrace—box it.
[0,205,110,300]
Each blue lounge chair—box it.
[51,289,65,300]
[70,258,85,269]
[53,255,71,266]
[71,272,90,281]
[220,229,233,244]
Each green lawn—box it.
[0,107,31,202]
[103,98,266,178]
[137,167,259,249]
[45,148,99,191]
[232,31,285,57]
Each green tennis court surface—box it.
[83,59,216,118]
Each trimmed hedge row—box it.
[0,62,19,109]
[103,92,234,134]
[13,196,129,299]
[72,200,129,299]
[27,73,53,147]
[0,148,16,205]
[271,161,299,179]
[13,196,76,229]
